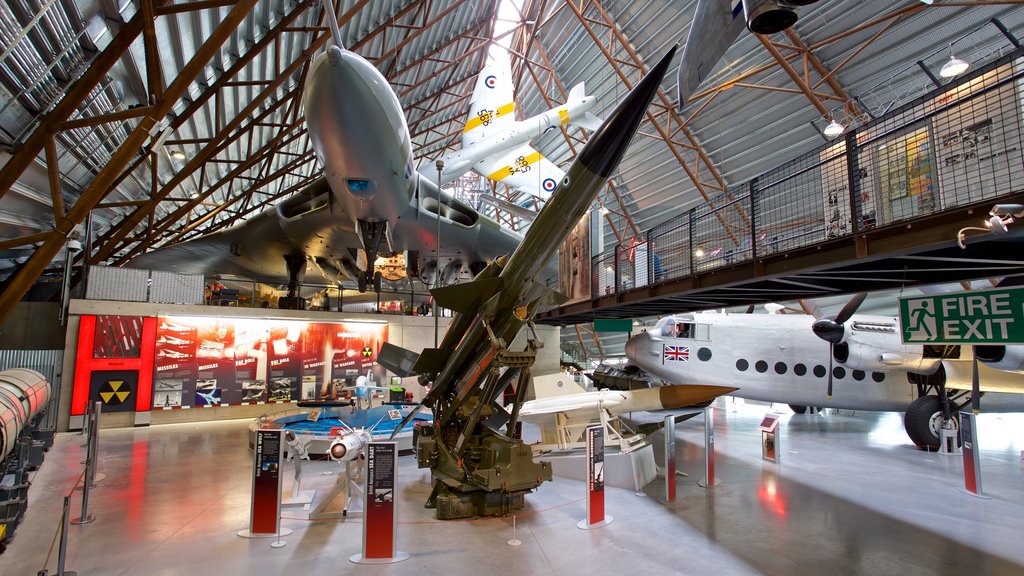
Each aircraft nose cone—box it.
[624,334,638,359]
[811,318,844,343]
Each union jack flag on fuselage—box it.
[663,344,689,363]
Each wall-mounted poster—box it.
[559,212,591,303]
[153,316,387,409]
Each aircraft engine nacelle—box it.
[742,0,819,35]
[974,344,1024,373]
[840,338,942,374]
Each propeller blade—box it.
[799,298,823,319]
[745,304,756,314]
[834,292,867,325]
[827,342,834,400]
[971,355,980,414]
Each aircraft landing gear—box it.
[356,270,383,294]
[904,395,959,451]
[278,253,307,310]
[789,404,807,414]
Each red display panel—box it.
[72,315,157,416]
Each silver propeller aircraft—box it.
[128,8,553,301]
[624,294,1024,450]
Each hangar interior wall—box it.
[59,299,558,431]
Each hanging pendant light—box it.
[940,44,970,78]
[823,118,845,138]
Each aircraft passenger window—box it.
[813,365,826,378]
[872,372,885,383]
[774,362,787,375]
[794,363,807,376]
[736,359,749,371]
[852,370,866,381]
[697,348,712,361]
[755,360,768,373]
[832,366,846,380]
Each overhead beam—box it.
[0,0,171,202]
[0,0,261,324]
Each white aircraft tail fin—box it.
[530,372,586,401]
[568,82,586,103]
[577,111,604,132]
[567,82,603,131]
[463,54,516,148]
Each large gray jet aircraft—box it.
[678,0,822,107]
[128,8,543,302]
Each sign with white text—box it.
[899,287,1024,344]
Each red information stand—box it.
[958,413,991,499]
[578,426,613,529]
[663,414,677,503]
[351,442,409,563]
[238,429,292,538]
[759,413,782,463]
[698,406,720,487]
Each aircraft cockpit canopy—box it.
[655,316,710,340]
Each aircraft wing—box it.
[127,178,360,283]
[473,143,564,201]
[677,0,747,108]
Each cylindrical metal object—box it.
[0,368,51,462]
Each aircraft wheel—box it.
[789,404,807,414]
[904,395,957,451]
[373,271,383,293]
[357,271,368,293]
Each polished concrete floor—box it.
[2,399,1023,576]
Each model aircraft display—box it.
[431,52,602,201]
[518,372,735,454]
[127,8,552,300]
[377,45,677,519]
[624,295,1024,449]
[677,0,822,107]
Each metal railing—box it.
[592,48,1024,300]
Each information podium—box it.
[759,413,782,463]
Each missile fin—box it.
[527,282,570,313]
[412,347,454,375]
[377,342,421,377]
[430,276,503,315]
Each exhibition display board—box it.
[71,313,388,417]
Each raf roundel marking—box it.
[484,75,497,88]
[542,178,557,192]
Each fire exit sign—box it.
[898,287,1024,344]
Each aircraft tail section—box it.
[463,53,516,149]
[567,82,603,131]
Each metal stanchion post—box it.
[73,403,99,524]
[56,495,77,575]
[89,402,102,486]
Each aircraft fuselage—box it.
[304,45,414,231]
[625,312,1024,412]
[435,96,599,183]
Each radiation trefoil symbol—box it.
[99,380,131,406]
